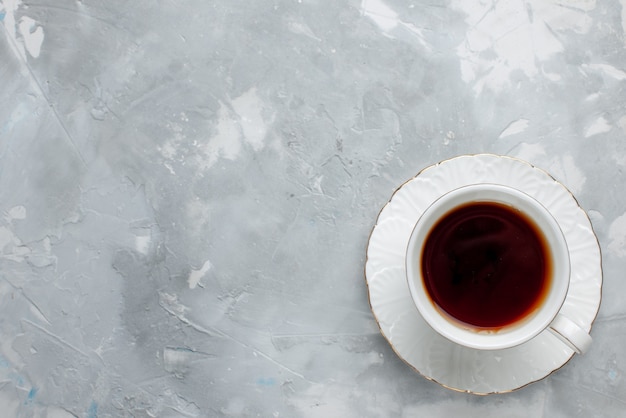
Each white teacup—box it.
[406,184,592,353]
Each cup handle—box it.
[548,314,592,354]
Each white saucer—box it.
[365,154,602,394]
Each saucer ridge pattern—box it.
[365,154,602,394]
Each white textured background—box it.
[1,0,625,416]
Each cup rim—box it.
[405,183,571,350]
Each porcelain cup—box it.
[406,184,592,353]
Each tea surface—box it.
[421,201,551,328]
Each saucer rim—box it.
[364,153,603,395]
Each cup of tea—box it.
[405,183,592,353]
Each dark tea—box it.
[421,201,552,329]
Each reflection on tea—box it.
[421,202,551,328]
